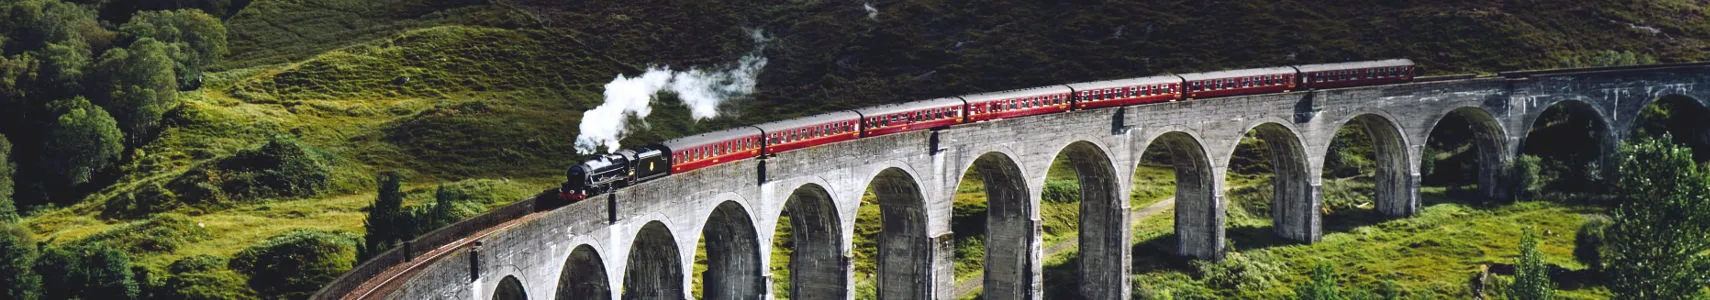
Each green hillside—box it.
[2,0,1709,298]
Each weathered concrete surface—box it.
[325,64,1710,300]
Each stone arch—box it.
[1328,113,1414,216]
[556,244,610,300]
[1139,131,1222,260]
[776,183,846,299]
[1424,106,1511,200]
[1230,122,1317,241]
[865,167,932,299]
[1048,140,1124,298]
[1629,94,1710,161]
[623,221,684,299]
[957,151,1036,298]
[697,201,765,299]
[1519,99,1616,193]
[494,275,527,300]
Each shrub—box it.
[1573,217,1609,272]
[40,97,125,190]
[35,244,139,300]
[1507,155,1544,201]
[74,213,210,254]
[1293,262,1344,300]
[229,229,357,300]
[1041,179,1079,204]
[1192,252,1283,292]
[162,255,258,300]
[0,223,41,300]
[125,135,333,212]
[0,134,15,220]
[1510,229,1556,300]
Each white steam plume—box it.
[573,31,770,154]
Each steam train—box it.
[560,59,1416,201]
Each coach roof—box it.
[854,97,966,116]
[1293,59,1415,73]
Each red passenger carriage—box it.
[755,111,863,155]
[1067,75,1183,109]
[855,97,966,137]
[1179,67,1298,99]
[663,127,764,174]
[1295,59,1416,90]
[961,85,1075,122]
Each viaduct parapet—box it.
[315,63,1710,300]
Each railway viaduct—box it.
[315,63,1710,300]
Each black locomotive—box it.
[559,146,670,202]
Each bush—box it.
[118,135,334,213]
[74,213,210,254]
[1294,262,1344,300]
[1604,136,1710,299]
[35,244,139,300]
[229,229,357,300]
[1510,229,1556,300]
[1507,155,1544,201]
[40,97,125,189]
[1041,179,1079,204]
[162,255,259,300]
[1192,252,1283,292]
[0,134,15,220]
[0,223,41,300]
[1573,217,1609,272]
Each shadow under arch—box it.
[1424,107,1510,201]
[556,245,610,300]
[1050,141,1124,299]
[1519,99,1615,194]
[698,201,765,299]
[623,221,684,299]
[494,275,527,300]
[1140,131,1221,260]
[865,167,932,299]
[775,183,846,298]
[960,151,1036,298]
[1331,114,1415,216]
[1632,94,1710,162]
[1233,122,1317,242]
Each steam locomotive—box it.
[561,59,1417,201]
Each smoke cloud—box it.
[574,31,770,154]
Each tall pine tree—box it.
[360,172,407,260]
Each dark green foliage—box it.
[0,134,14,220]
[361,172,408,261]
[111,135,334,215]
[1192,253,1283,292]
[409,184,472,235]
[90,37,177,142]
[1325,125,1375,179]
[1041,179,1079,204]
[40,97,124,189]
[1294,262,1344,300]
[229,229,357,300]
[1573,217,1609,272]
[1507,155,1544,201]
[35,244,140,300]
[1633,96,1710,163]
[0,0,99,102]
[1520,105,1607,194]
[162,255,259,300]
[1510,229,1556,300]
[74,213,210,254]
[116,9,227,88]
[0,223,41,300]
[1604,136,1710,299]
[1229,132,1273,175]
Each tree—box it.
[416,184,457,236]
[360,172,407,260]
[1510,229,1555,300]
[0,223,41,300]
[1507,154,1544,201]
[91,37,176,142]
[1573,217,1609,272]
[0,0,99,101]
[229,230,357,300]
[117,9,226,89]
[1295,262,1344,300]
[0,134,15,220]
[39,97,124,189]
[34,244,138,300]
[1604,136,1710,299]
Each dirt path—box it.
[951,197,1178,298]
